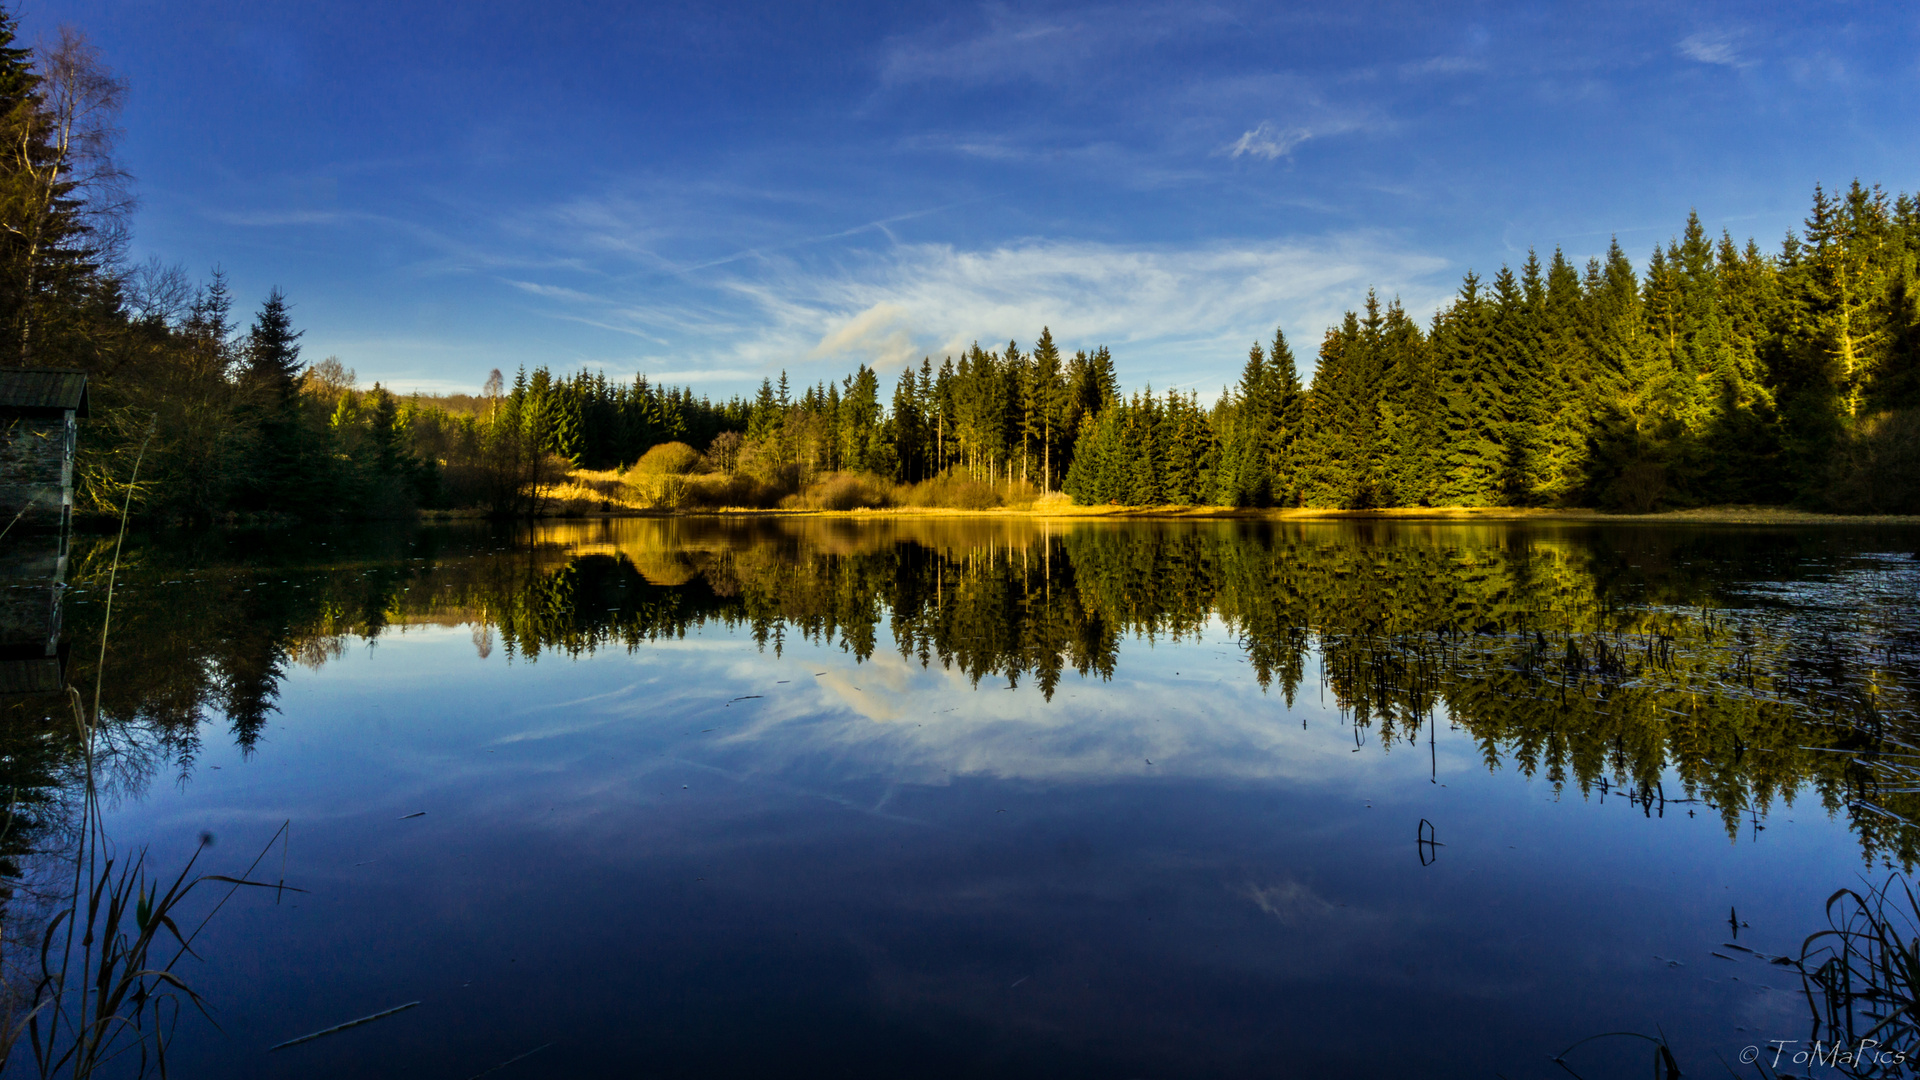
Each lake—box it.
[8,516,1919,1077]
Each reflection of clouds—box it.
[367,620,1468,796]
[1244,879,1342,925]
[592,620,1471,791]
[814,652,920,722]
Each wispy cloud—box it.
[1224,121,1314,160]
[875,2,1229,89]
[643,369,762,382]
[1678,31,1752,69]
[1399,55,1486,78]
[505,279,604,303]
[504,233,1453,388]
[810,302,918,368]
[204,208,353,228]
[879,11,1076,86]
[1180,73,1376,165]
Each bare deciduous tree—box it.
[122,255,191,326]
[303,355,357,398]
[2,25,134,359]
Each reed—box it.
[0,430,296,1078]
[1797,876,1920,1071]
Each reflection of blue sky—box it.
[112,619,1862,1076]
[378,617,1480,792]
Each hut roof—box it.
[0,369,88,418]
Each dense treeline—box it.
[1064,193,1920,512]
[4,4,1914,518]
[732,332,1118,489]
[653,186,1920,515]
[451,188,1920,515]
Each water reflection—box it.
[7,517,1914,862]
[3,516,1913,1076]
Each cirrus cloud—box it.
[585,232,1458,392]
[1225,121,1314,160]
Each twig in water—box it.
[268,1001,421,1052]
[466,1042,553,1079]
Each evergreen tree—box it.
[1380,300,1437,505]
[1027,327,1065,490]
[1430,272,1502,504]
[1267,326,1305,505]
[244,288,303,402]
[1227,341,1270,506]
[1531,249,1595,503]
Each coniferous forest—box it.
[3,9,1916,520]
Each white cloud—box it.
[1678,31,1750,68]
[678,234,1452,388]
[1225,121,1314,160]
[450,200,1455,390]
[643,368,762,382]
[506,279,604,303]
[1399,55,1486,78]
[875,3,1225,89]
[204,208,352,228]
[810,302,918,368]
[879,12,1076,86]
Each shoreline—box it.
[417,504,1920,526]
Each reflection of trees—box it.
[6,517,1917,863]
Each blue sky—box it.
[33,0,1920,397]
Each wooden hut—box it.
[0,369,86,696]
[0,368,88,534]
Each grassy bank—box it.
[444,464,1920,527]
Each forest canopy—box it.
[1,6,1914,519]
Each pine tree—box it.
[1380,300,1437,505]
[236,288,309,508]
[1707,232,1785,500]
[1430,272,1502,504]
[1484,265,1538,503]
[1267,326,1305,505]
[1531,249,1595,503]
[1028,327,1065,490]
[244,288,303,403]
[1228,341,1270,505]
[891,366,926,482]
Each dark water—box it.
[7,517,1920,1078]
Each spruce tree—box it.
[1532,250,1595,503]
[1028,328,1065,489]
[1301,315,1359,506]
[1229,341,1270,505]
[1485,265,1537,503]
[1267,326,1305,505]
[1380,300,1437,505]
[1430,273,1501,504]
[245,288,304,402]
[237,288,308,508]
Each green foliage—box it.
[1,6,1911,520]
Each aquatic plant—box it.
[0,434,295,1078]
[1797,876,1920,1075]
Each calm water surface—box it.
[13,518,1920,1078]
